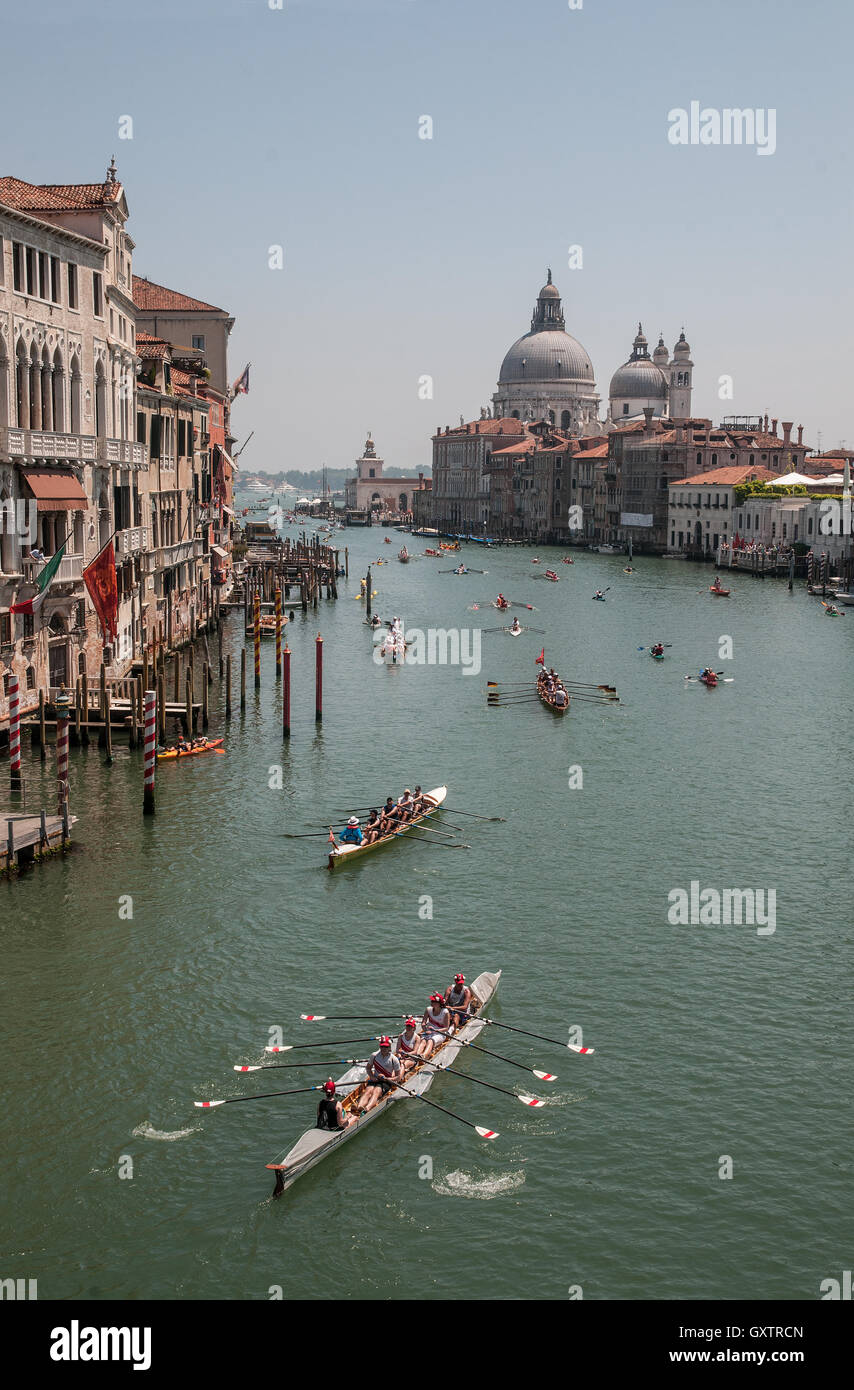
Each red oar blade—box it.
[475,1126,499,1139]
[300,1014,326,1021]
[533,1069,557,1081]
[194,1099,226,1108]
[568,1044,595,1055]
[265,1045,293,1053]
[517,1094,547,1108]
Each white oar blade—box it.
[233,1064,261,1072]
[568,1044,594,1055]
[300,1014,326,1021]
[194,1099,226,1108]
[518,1094,546,1108]
[265,1045,293,1054]
[475,1126,499,1139]
[534,1069,557,1080]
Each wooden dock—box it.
[1,809,77,875]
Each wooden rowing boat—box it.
[399,548,410,562]
[328,786,447,869]
[266,969,501,1194]
[537,676,570,714]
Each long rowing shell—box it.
[328,786,447,869]
[265,969,502,1193]
[536,680,570,714]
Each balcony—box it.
[23,552,84,584]
[116,526,149,558]
[143,538,200,572]
[0,427,145,468]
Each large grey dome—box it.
[500,330,594,384]
[609,359,668,399]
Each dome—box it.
[609,359,668,400]
[538,281,561,299]
[673,330,691,357]
[499,330,594,384]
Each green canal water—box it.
[2,529,851,1301]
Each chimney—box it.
[771,418,778,436]
[797,424,803,446]
[782,422,792,444]
[764,413,769,431]
[642,406,654,436]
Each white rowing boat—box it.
[266,969,501,1194]
[328,786,447,869]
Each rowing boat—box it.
[266,969,501,1194]
[709,584,729,596]
[650,650,665,661]
[399,548,410,563]
[157,737,225,761]
[328,786,447,869]
[536,676,570,714]
[544,570,558,582]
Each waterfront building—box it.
[491,271,600,433]
[0,164,143,711]
[344,434,425,518]
[607,326,692,423]
[668,465,777,555]
[430,417,530,534]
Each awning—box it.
[219,449,235,470]
[211,545,228,559]
[221,504,235,516]
[23,470,88,512]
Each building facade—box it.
[344,435,424,517]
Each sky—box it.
[4,0,853,472]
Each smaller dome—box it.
[673,330,691,357]
[609,359,668,401]
[653,334,668,366]
[538,267,560,299]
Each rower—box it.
[363,809,381,844]
[651,642,664,656]
[444,974,472,1027]
[553,684,568,708]
[396,789,415,823]
[509,618,522,634]
[316,1079,356,1132]
[395,1017,421,1075]
[379,797,399,835]
[339,816,363,845]
[359,1037,404,1113]
[415,994,453,1058]
[411,785,425,814]
[496,593,507,608]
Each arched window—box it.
[95,360,107,437]
[555,477,561,491]
[398,493,408,511]
[29,342,41,428]
[711,453,717,466]
[41,345,52,431]
[52,348,65,432]
[548,409,555,425]
[16,339,29,427]
[511,410,520,419]
[696,452,702,467]
[48,613,66,636]
[561,410,571,430]
[0,341,10,427]
[70,353,82,433]
[26,665,36,690]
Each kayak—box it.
[699,674,718,687]
[650,651,665,661]
[710,585,729,596]
[592,595,606,601]
[157,737,225,761]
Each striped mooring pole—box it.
[275,587,282,679]
[56,707,70,822]
[254,593,261,690]
[143,689,156,816]
[315,634,323,723]
[9,673,22,792]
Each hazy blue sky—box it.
[4,0,853,471]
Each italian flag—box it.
[10,541,67,616]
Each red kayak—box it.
[699,672,718,687]
[710,584,730,596]
[544,570,559,582]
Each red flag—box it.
[535,649,545,666]
[83,541,119,644]
[328,827,336,844]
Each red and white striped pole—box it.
[9,672,22,792]
[56,708,69,822]
[143,688,156,816]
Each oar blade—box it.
[568,1044,594,1055]
[517,1094,546,1108]
[533,1069,557,1081]
[233,1064,262,1072]
[300,1014,326,1021]
[475,1126,499,1139]
[194,1099,226,1108]
[265,1045,293,1053]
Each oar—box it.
[395,831,470,849]
[637,644,672,651]
[264,1037,377,1053]
[235,1058,368,1072]
[488,679,616,692]
[430,1030,556,1079]
[390,1081,498,1138]
[195,1084,337,1108]
[482,1018,595,1053]
[422,1062,545,1108]
[299,1013,406,1022]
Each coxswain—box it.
[359,1037,404,1113]
[363,809,382,844]
[395,1018,421,1075]
[339,816,363,845]
[316,1079,356,1131]
[444,974,472,1027]
[415,994,453,1058]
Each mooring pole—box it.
[315,634,323,723]
[56,706,70,828]
[143,689,156,815]
[275,588,282,679]
[254,593,261,689]
[283,644,291,739]
[9,673,22,792]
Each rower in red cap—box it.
[315,1078,356,1132]
[414,993,452,1059]
[444,973,472,1027]
[395,1017,421,1075]
[359,1036,404,1114]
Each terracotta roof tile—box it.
[0,175,122,210]
[132,275,225,314]
[672,465,777,486]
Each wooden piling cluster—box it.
[239,534,340,620]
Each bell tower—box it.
[670,331,693,418]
